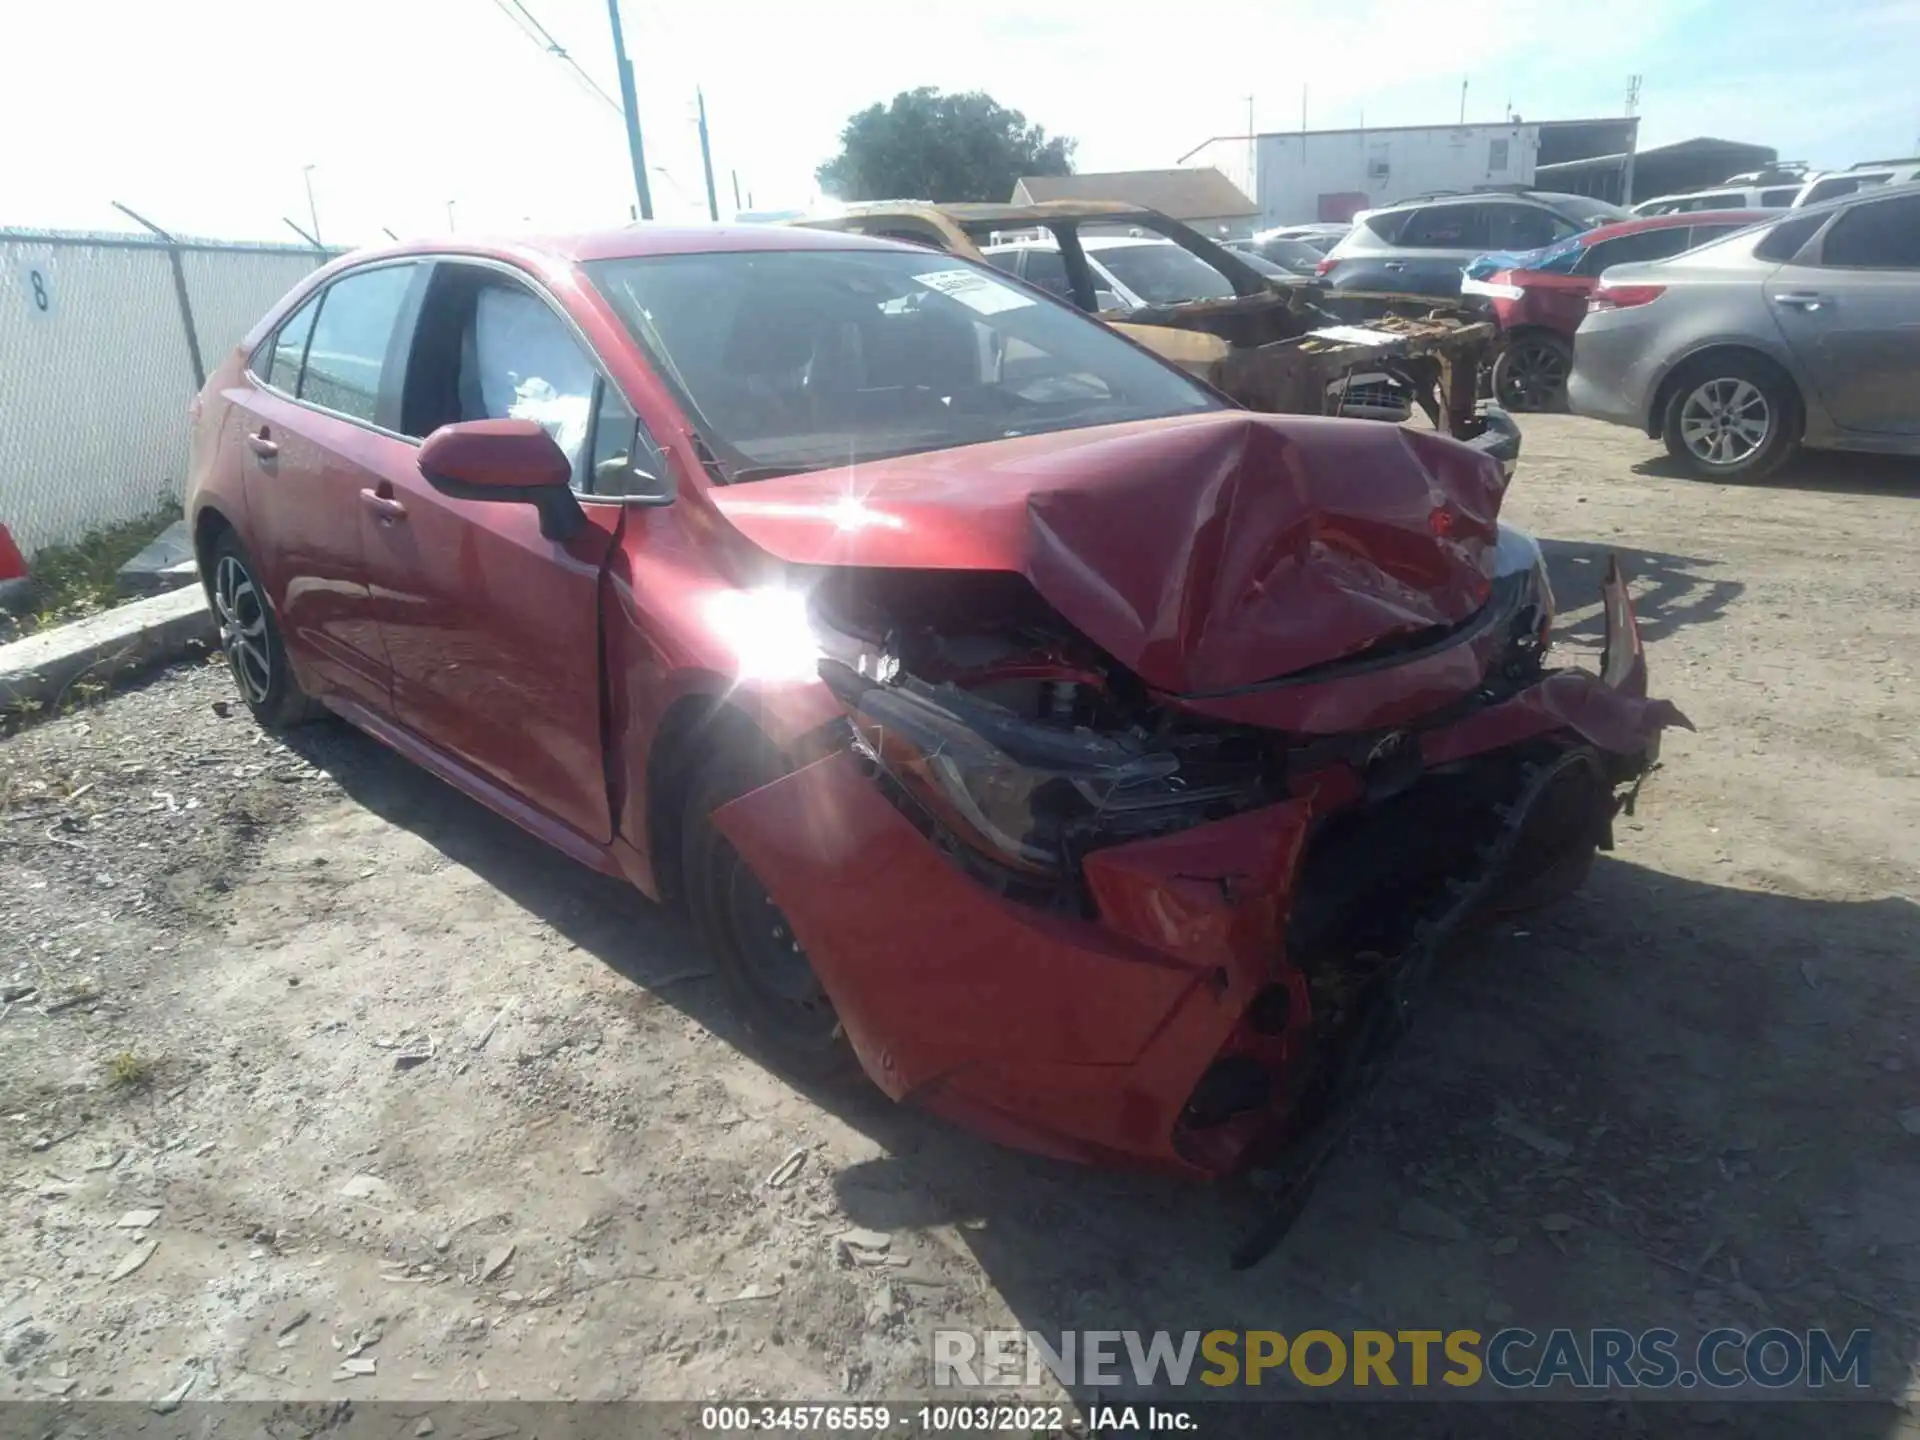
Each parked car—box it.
[1253,223,1353,254]
[986,235,1413,421]
[1461,210,1772,411]
[1569,183,1920,479]
[792,200,1513,449]
[188,224,1683,1183]
[1791,158,1920,207]
[1629,184,1800,216]
[1227,233,1326,275]
[1317,190,1632,297]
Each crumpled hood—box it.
[708,411,1505,694]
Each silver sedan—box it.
[1568,183,1920,480]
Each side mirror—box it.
[418,419,585,541]
[1094,289,1127,313]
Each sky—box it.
[2,0,1916,245]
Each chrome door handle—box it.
[1383,261,1407,271]
[1772,292,1831,311]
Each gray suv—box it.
[1568,184,1920,479]
[1319,190,1630,297]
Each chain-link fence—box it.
[0,228,334,555]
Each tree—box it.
[815,88,1075,203]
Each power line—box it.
[484,0,622,114]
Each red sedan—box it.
[1464,210,1773,412]
[187,224,1685,1180]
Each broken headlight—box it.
[1492,523,1554,656]
[820,658,1252,880]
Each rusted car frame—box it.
[793,200,1506,453]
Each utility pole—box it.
[607,0,654,220]
[1625,73,1642,116]
[302,164,322,246]
[696,88,720,222]
[1244,94,1256,200]
[446,200,457,232]
[1459,77,1469,125]
[732,169,742,212]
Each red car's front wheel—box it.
[682,744,858,1084]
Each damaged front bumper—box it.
[714,559,1687,1179]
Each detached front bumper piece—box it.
[714,559,1684,1179]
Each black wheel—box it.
[207,532,324,729]
[1491,332,1572,412]
[682,742,857,1083]
[1661,354,1798,480]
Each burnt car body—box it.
[187,224,1685,1193]
[791,200,1517,470]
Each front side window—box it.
[584,248,1220,479]
[300,264,416,424]
[1754,212,1826,262]
[466,284,597,464]
[1818,194,1920,269]
[1760,187,1800,206]
[1090,243,1237,304]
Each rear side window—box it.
[1397,204,1492,248]
[1496,205,1578,250]
[259,293,319,391]
[1019,249,1073,301]
[1678,192,1742,213]
[1801,173,1888,205]
[1760,187,1799,206]
[1819,194,1920,268]
[981,251,1020,275]
[1754,212,1826,262]
[299,264,417,424]
[1577,226,1692,274]
[1686,223,1749,248]
[1363,209,1415,243]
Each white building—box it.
[1181,118,1641,229]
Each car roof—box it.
[314,223,912,272]
[1577,209,1776,243]
[980,234,1175,253]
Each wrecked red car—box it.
[187,224,1685,1187]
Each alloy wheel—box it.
[1679,378,1771,467]
[725,863,840,1045]
[1496,338,1570,411]
[213,553,272,705]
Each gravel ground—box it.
[3,416,1919,1435]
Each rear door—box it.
[1341,202,1499,295]
[360,259,641,843]
[1764,191,1920,435]
[234,261,423,709]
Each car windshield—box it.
[585,247,1222,477]
[1088,242,1239,303]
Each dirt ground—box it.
[4,416,1919,1434]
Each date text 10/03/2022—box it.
[699,1406,1084,1431]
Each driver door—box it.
[359,260,642,844]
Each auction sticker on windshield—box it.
[915,268,1035,314]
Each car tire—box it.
[208,531,325,729]
[1491,332,1573,413]
[1660,354,1798,481]
[681,740,859,1084]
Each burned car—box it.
[792,199,1517,470]
[188,225,1685,1219]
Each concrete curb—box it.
[0,584,216,712]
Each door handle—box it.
[247,428,279,459]
[359,487,408,522]
[1772,292,1831,311]
[1383,261,1407,271]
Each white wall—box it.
[0,232,324,553]
[1238,124,1542,227]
